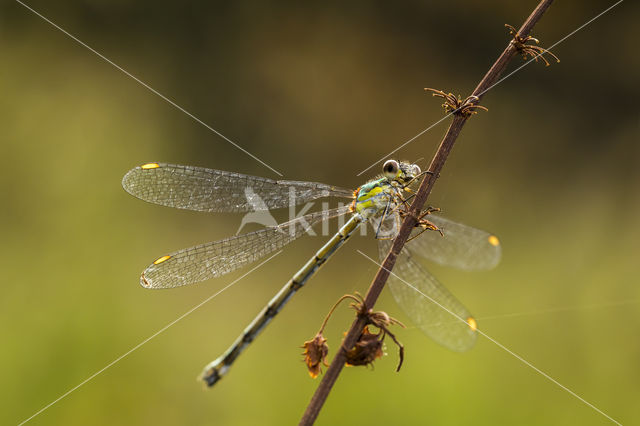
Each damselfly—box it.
[122,160,501,386]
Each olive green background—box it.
[2,1,638,425]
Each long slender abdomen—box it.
[201,214,363,387]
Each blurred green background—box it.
[2,1,638,425]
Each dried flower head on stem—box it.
[344,293,405,372]
[301,294,358,378]
[301,293,405,378]
[505,24,560,66]
[301,333,329,379]
[424,88,488,117]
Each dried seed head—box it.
[505,24,559,67]
[343,297,406,371]
[345,326,384,367]
[301,333,329,379]
[425,88,488,117]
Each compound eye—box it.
[382,160,399,179]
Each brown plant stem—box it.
[299,1,555,425]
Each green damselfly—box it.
[122,160,501,386]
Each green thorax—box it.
[354,178,396,218]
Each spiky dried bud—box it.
[301,333,329,378]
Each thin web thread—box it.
[15,0,283,177]
[404,298,639,329]
[17,251,283,426]
[357,250,622,425]
[356,0,624,176]
[13,1,626,423]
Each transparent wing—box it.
[142,205,351,289]
[378,240,477,352]
[406,215,501,270]
[367,199,403,239]
[122,163,354,213]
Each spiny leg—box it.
[398,207,444,242]
[374,199,394,240]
